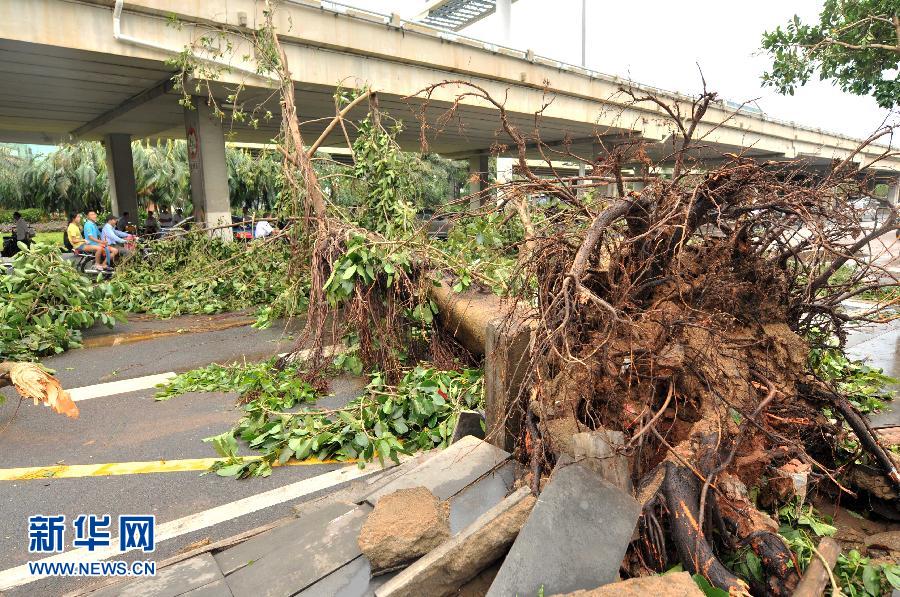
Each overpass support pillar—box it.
[888,176,900,207]
[104,134,138,219]
[184,99,232,240]
[467,154,490,209]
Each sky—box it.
[343,0,896,140]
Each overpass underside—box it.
[1,0,897,230]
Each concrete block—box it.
[182,578,234,596]
[89,553,224,597]
[376,487,536,597]
[294,556,397,597]
[569,429,632,492]
[449,461,516,535]
[364,435,509,505]
[486,463,641,597]
[224,505,371,597]
[216,501,356,575]
[484,318,532,451]
[450,410,485,443]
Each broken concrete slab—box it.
[364,435,509,505]
[449,461,517,535]
[358,487,450,575]
[376,486,535,597]
[181,578,234,597]
[215,501,356,576]
[290,451,437,519]
[294,555,397,597]
[486,463,641,597]
[569,429,631,492]
[484,317,532,451]
[451,410,486,443]
[551,571,703,596]
[88,553,224,597]
[224,505,371,597]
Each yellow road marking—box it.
[0,456,357,481]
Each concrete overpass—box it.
[1,0,898,232]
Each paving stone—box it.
[449,461,516,535]
[89,553,224,597]
[224,504,371,597]
[451,410,486,443]
[365,435,510,505]
[294,555,397,597]
[181,578,234,596]
[215,501,356,576]
[486,463,641,597]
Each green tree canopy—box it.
[762,1,899,108]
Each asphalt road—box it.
[0,318,362,596]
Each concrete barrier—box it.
[430,281,532,451]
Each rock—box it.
[376,486,535,597]
[486,463,641,596]
[358,487,450,575]
[551,572,703,596]
[865,531,900,555]
[569,429,631,492]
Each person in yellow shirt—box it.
[67,212,107,270]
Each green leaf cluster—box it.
[204,365,484,479]
[809,346,896,414]
[441,212,521,294]
[0,242,124,360]
[762,1,899,108]
[113,233,306,324]
[350,117,419,236]
[323,233,413,306]
[774,501,900,596]
[155,357,317,406]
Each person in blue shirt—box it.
[83,210,117,266]
[101,215,134,262]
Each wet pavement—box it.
[847,318,900,429]
[0,314,360,596]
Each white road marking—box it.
[0,462,387,591]
[68,373,177,402]
[65,344,343,402]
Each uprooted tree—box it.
[177,5,899,594]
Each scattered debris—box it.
[486,463,640,596]
[761,458,811,507]
[376,486,535,597]
[0,361,78,418]
[358,487,450,575]
[551,571,703,597]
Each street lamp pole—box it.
[581,0,586,67]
